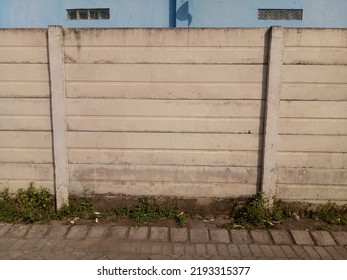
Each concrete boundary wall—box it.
[0,27,346,207]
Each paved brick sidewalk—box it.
[0,223,346,260]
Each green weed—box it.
[230,193,287,229]
[0,183,55,223]
[305,202,346,225]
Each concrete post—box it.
[261,26,285,204]
[48,26,69,208]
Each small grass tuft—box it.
[305,202,347,225]
[229,193,287,229]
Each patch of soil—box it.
[57,213,347,231]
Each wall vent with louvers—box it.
[67,9,110,20]
[258,9,303,21]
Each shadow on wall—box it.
[177,1,192,26]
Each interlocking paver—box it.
[311,231,336,246]
[6,224,31,238]
[48,224,70,239]
[151,244,163,254]
[313,246,333,259]
[280,245,298,259]
[291,245,310,259]
[209,229,230,243]
[87,226,108,239]
[1,222,346,260]
[238,244,252,258]
[249,244,264,258]
[26,225,49,239]
[66,225,89,240]
[110,226,128,239]
[206,244,218,256]
[20,239,46,251]
[173,244,185,255]
[230,230,252,244]
[290,230,315,245]
[217,244,229,256]
[162,243,174,255]
[128,227,148,240]
[324,246,344,260]
[150,227,169,241]
[0,224,12,237]
[250,230,272,244]
[259,245,275,259]
[185,244,196,255]
[303,246,321,259]
[195,243,207,255]
[227,244,241,258]
[190,228,209,243]
[269,230,293,245]
[269,245,286,258]
[170,228,188,242]
[331,231,347,246]
[333,246,347,259]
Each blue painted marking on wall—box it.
[0,0,347,28]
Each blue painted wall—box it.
[188,0,347,28]
[0,0,176,28]
[1,0,347,28]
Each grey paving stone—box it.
[209,229,230,243]
[150,227,169,241]
[311,231,336,246]
[80,252,107,260]
[20,239,46,251]
[6,224,31,238]
[217,244,229,256]
[162,243,174,255]
[66,225,88,240]
[140,243,153,254]
[170,227,188,242]
[9,239,27,251]
[16,251,43,260]
[128,227,149,241]
[151,244,163,254]
[331,231,347,246]
[173,243,185,255]
[206,244,218,256]
[259,245,275,259]
[26,225,49,239]
[87,226,108,239]
[185,244,196,255]
[250,230,273,244]
[195,243,207,255]
[291,245,310,259]
[110,226,128,239]
[280,245,298,259]
[303,246,321,259]
[0,224,12,237]
[290,230,315,245]
[238,244,252,258]
[249,244,264,258]
[269,245,287,258]
[48,224,70,239]
[313,246,333,259]
[230,230,252,244]
[190,228,209,243]
[227,244,241,258]
[334,246,347,259]
[270,230,294,245]
[324,246,344,260]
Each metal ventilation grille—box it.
[67,9,110,20]
[258,9,303,21]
